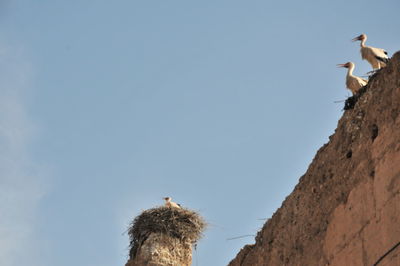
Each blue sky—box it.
[1,1,399,266]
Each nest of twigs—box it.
[128,206,206,259]
[344,69,382,111]
[344,85,367,110]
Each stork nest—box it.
[344,69,381,110]
[344,85,369,110]
[127,206,206,259]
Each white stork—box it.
[163,197,181,209]
[337,62,368,95]
[352,34,389,70]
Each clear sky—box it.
[1,1,399,266]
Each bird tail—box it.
[375,56,390,64]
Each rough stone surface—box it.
[229,51,400,266]
[125,233,192,266]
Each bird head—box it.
[352,34,366,42]
[337,62,353,69]
[163,197,171,202]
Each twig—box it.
[227,234,255,241]
[334,99,346,103]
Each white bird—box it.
[352,34,389,70]
[337,62,368,95]
[163,197,181,209]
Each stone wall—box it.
[230,52,400,266]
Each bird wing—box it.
[375,55,390,64]
[170,202,181,208]
[355,76,368,86]
[369,46,388,59]
[361,47,386,68]
[346,76,367,94]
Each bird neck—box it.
[347,65,355,76]
[360,38,366,47]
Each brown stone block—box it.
[373,150,400,210]
[362,193,400,265]
[329,237,364,266]
[324,180,374,259]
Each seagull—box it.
[337,62,368,95]
[352,33,389,70]
[163,197,181,209]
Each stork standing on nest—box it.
[337,62,368,95]
[163,197,181,209]
[352,34,389,70]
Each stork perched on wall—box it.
[337,62,368,95]
[163,197,181,209]
[352,34,389,70]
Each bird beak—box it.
[337,64,346,68]
[352,35,361,42]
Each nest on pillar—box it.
[126,206,206,265]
